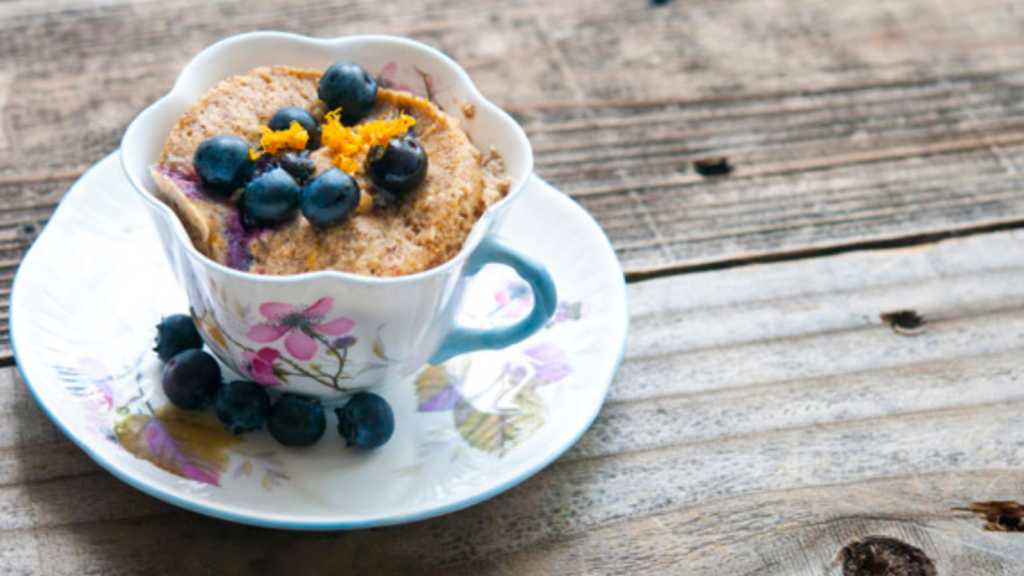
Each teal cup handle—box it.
[429,236,557,365]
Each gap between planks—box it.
[623,216,1024,283]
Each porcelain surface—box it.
[11,154,628,529]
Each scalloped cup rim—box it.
[120,32,534,285]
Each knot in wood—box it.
[880,310,926,335]
[840,536,936,576]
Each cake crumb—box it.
[461,101,476,119]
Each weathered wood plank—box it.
[2,472,1023,575]
[7,229,1024,574]
[0,0,1022,234]
[0,0,1023,362]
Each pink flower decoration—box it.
[524,343,572,383]
[79,358,115,411]
[144,421,220,485]
[495,289,509,306]
[246,297,354,361]
[377,62,413,93]
[242,347,282,387]
[492,283,533,320]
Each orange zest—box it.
[250,121,310,159]
[320,108,416,175]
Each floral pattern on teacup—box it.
[53,270,588,491]
[246,298,355,361]
[375,62,437,102]
[191,291,395,393]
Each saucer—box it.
[11,153,628,529]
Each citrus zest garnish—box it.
[337,157,361,174]
[307,253,316,271]
[320,108,416,175]
[260,121,310,154]
[321,109,363,162]
[250,121,310,159]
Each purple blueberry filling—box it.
[153,166,261,272]
[222,212,259,271]
[155,166,242,203]
[157,167,203,200]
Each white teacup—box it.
[120,32,555,399]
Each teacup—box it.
[120,32,555,399]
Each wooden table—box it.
[3,0,1024,573]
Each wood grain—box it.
[1,0,1024,358]
[6,229,1024,574]
[6,0,1024,572]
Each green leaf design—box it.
[231,297,247,321]
[272,365,290,385]
[371,324,397,363]
[415,365,464,412]
[191,309,228,352]
[454,386,545,457]
[114,406,241,486]
[416,365,448,399]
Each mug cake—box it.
[150,62,510,277]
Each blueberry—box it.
[253,152,277,176]
[318,61,377,124]
[193,136,255,195]
[215,380,271,434]
[277,151,316,184]
[238,168,301,228]
[161,349,222,410]
[367,136,428,202]
[335,392,394,450]
[300,169,360,228]
[153,314,204,362]
[253,151,313,183]
[268,107,321,150]
[269,394,326,447]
